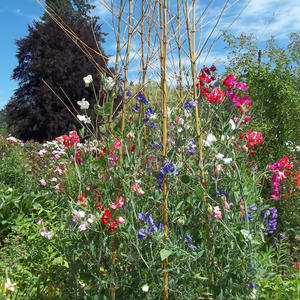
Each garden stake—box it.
[109,0,124,123]
[185,0,214,283]
[159,0,169,298]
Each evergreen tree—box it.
[5,0,118,141]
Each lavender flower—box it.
[183,99,197,109]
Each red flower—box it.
[206,87,224,104]
[210,64,216,71]
[101,209,112,224]
[108,221,117,231]
[77,193,85,202]
[130,145,136,152]
[293,262,300,270]
[246,131,264,148]
[223,74,236,88]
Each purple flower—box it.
[216,189,229,201]
[132,104,140,112]
[185,234,192,243]
[248,262,255,272]
[160,160,175,174]
[150,141,161,150]
[279,234,286,239]
[183,99,197,109]
[249,283,255,290]
[157,222,164,231]
[187,139,196,156]
[126,89,132,98]
[145,107,153,116]
[142,117,149,123]
[270,207,278,218]
[136,92,148,105]
[249,204,257,211]
[149,122,157,129]
[138,228,147,240]
[148,225,158,233]
[187,245,197,251]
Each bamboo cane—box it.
[159,0,169,299]
[109,0,124,123]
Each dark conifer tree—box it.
[5,0,118,141]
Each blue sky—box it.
[0,0,299,109]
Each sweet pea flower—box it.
[113,140,122,149]
[223,157,233,164]
[39,227,54,239]
[38,219,44,226]
[4,278,16,294]
[229,119,236,130]
[87,214,95,223]
[142,284,149,292]
[78,224,89,231]
[117,216,125,224]
[83,74,93,86]
[73,210,85,222]
[40,179,46,186]
[77,115,91,124]
[204,133,217,147]
[77,98,90,109]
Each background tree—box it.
[5,0,118,141]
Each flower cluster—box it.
[196,64,217,90]
[138,212,163,240]
[209,205,222,220]
[187,139,196,156]
[131,180,145,195]
[222,74,252,113]
[56,131,80,148]
[269,156,294,200]
[245,130,264,148]
[261,207,278,234]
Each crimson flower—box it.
[223,74,236,88]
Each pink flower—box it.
[224,202,230,211]
[113,140,122,149]
[108,154,118,163]
[131,181,140,191]
[38,219,44,226]
[40,179,46,186]
[78,224,89,231]
[55,184,63,191]
[51,177,58,183]
[110,203,118,210]
[137,188,145,195]
[39,227,54,239]
[235,82,247,91]
[117,196,124,207]
[117,216,125,224]
[213,206,222,219]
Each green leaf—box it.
[94,104,102,115]
[160,249,172,261]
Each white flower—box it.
[83,75,93,86]
[223,157,233,164]
[184,110,191,118]
[215,153,224,160]
[77,115,91,124]
[204,133,217,147]
[149,113,157,120]
[141,284,149,292]
[78,224,88,231]
[5,278,16,294]
[177,127,183,133]
[229,119,236,130]
[167,107,171,117]
[87,214,95,223]
[73,210,85,222]
[77,98,90,110]
[107,77,114,90]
